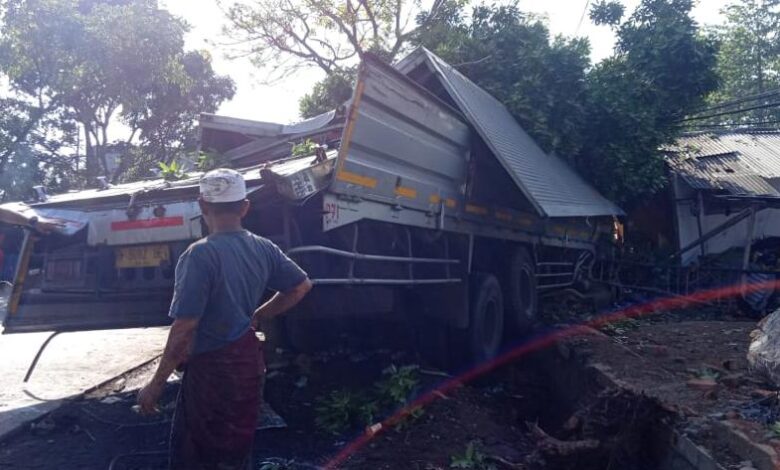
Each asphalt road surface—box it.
[0,291,168,438]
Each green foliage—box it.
[0,98,78,199]
[590,1,625,26]
[770,421,780,438]
[314,364,422,436]
[291,139,319,158]
[416,4,591,161]
[577,0,718,206]
[222,0,452,79]
[158,161,187,181]
[357,400,380,427]
[0,0,234,191]
[299,70,355,118]
[196,151,231,172]
[236,0,717,209]
[121,50,235,180]
[417,0,716,207]
[392,405,425,432]
[702,0,780,125]
[449,441,495,470]
[376,364,420,405]
[314,389,365,435]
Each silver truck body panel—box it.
[398,48,623,218]
[329,57,471,215]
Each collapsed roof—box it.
[666,131,780,198]
[397,48,623,218]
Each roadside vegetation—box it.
[314,363,423,436]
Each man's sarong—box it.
[170,330,263,470]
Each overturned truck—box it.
[1,49,622,362]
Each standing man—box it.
[137,168,312,469]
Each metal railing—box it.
[287,224,462,286]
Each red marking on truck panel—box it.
[110,216,184,231]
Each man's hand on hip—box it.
[252,278,313,328]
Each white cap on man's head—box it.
[199,168,247,203]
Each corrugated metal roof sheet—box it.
[23,153,334,207]
[414,49,623,218]
[666,131,780,197]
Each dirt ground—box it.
[0,345,540,470]
[0,300,775,470]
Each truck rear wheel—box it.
[468,273,504,363]
[507,248,537,333]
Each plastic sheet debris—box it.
[748,308,780,387]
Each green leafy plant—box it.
[314,389,357,435]
[357,399,380,427]
[450,441,495,470]
[770,421,780,438]
[314,364,426,436]
[376,364,420,405]
[196,151,230,172]
[393,405,425,432]
[291,139,318,157]
[158,161,187,181]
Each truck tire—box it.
[468,273,504,363]
[507,248,537,333]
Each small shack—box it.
[665,130,780,271]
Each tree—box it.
[0,0,83,178]
[0,0,235,191]
[0,98,78,200]
[229,0,717,208]
[578,0,719,205]
[299,68,355,118]
[220,0,452,79]
[118,51,236,182]
[415,4,591,160]
[702,0,780,125]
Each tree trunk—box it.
[83,123,99,183]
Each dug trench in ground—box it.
[0,308,771,469]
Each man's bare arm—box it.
[152,317,199,385]
[138,317,199,414]
[251,278,312,328]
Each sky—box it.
[161,0,732,125]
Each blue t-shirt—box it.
[168,230,308,355]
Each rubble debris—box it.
[526,422,600,457]
[748,308,780,387]
[686,378,720,391]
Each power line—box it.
[690,88,780,115]
[575,0,591,36]
[682,118,780,129]
[679,100,780,122]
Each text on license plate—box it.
[115,244,170,269]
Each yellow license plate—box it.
[115,244,170,269]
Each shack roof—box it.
[665,131,780,197]
[397,48,624,218]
